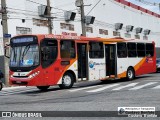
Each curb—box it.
[2,86,26,90]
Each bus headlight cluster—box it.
[28,71,40,79]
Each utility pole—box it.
[47,0,52,34]
[76,0,86,36]
[80,0,86,36]
[1,0,9,86]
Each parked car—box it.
[0,80,2,91]
[0,70,3,91]
[156,58,160,72]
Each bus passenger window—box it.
[41,39,58,68]
[137,43,145,57]
[146,43,154,57]
[89,42,104,58]
[117,43,127,58]
[60,40,75,58]
[127,43,137,57]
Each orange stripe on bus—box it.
[118,58,146,78]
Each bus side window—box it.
[89,42,104,58]
[127,43,137,57]
[117,43,127,58]
[137,43,145,57]
[60,40,75,58]
[41,39,58,68]
[146,43,154,57]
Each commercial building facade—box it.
[0,0,160,84]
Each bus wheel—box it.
[59,73,74,89]
[37,86,50,91]
[127,68,135,80]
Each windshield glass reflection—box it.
[10,45,39,67]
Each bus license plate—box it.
[16,81,21,84]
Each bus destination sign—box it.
[12,37,34,43]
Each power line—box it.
[26,0,66,12]
[134,0,160,12]
[86,0,102,16]
[7,7,37,13]
[54,2,75,8]
[7,7,79,20]
[135,0,159,6]
[26,0,43,5]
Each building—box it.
[0,0,160,84]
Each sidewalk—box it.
[2,84,26,90]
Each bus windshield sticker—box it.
[20,59,34,66]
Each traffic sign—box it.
[3,34,11,38]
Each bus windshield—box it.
[10,44,39,67]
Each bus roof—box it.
[12,34,154,43]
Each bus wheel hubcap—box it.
[128,70,133,78]
[63,75,71,86]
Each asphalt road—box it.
[0,72,160,119]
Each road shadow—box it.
[14,74,156,95]
[73,75,154,89]
[15,87,63,95]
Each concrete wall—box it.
[0,0,159,44]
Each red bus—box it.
[9,34,156,90]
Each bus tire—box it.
[0,82,2,91]
[37,86,50,91]
[127,67,135,80]
[59,73,74,89]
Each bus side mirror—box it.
[4,44,10,58]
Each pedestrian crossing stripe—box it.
[152,85,160,89]
[129,82,157,90]
[87,84,119,92]
[112,83,138,91]
[69,82,160,93]
[0,82,160,96]
[69,85,103,92]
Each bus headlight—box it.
[28,71,40,79]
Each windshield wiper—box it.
[21,43,31,61]
[12,47,17,63]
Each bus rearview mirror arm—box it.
[4,44,10,58]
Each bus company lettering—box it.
[62,32,77,36]
[89,61,105,68]
[146,58,153,63]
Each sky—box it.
[126,0,160,14]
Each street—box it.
[0,72,160,119]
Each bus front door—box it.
[77,43,88,80]
[105,44,117,77]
